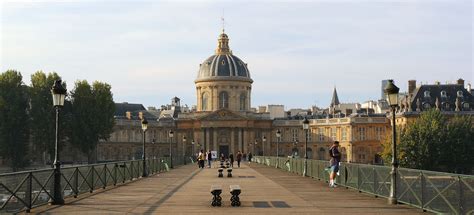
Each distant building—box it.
[381,80,389,100]
[267,105,285,119]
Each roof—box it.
[405,84,473,111]
[331,88,340,106]
[115,103,146,117]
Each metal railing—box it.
[253,156,474,215]
[0,157,184,213]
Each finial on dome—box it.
[215,17,232,55]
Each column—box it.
[230,128,235,154]
[205,128,210,151]
[213,128,218,151]
[238,129,243,152]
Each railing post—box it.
[113,163,118,186]
[373,167,377,197]
[420,171,425,211]
[26,172,32,213]
[458,176,464,215]
[357,165,361,192]
[130,161,134,181]
[74,168,79,197]
[103,164,107,189]
[90,166,94,193]
[122,162,126,183]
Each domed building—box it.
[195,30,253,112]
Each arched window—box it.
[239,93,246,111]
[424,91,430,98]
[318,147,326,160]
[201,92,209,111]
[219,91,229,109]
[457,90,463,97]
[306,148,313,159]
[440,91,447,98]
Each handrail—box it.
[0,156,189,213]
[252,156,474,215]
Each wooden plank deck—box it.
[30,162,427,214]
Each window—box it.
[318,128,324,142]
[239,93,246,110]
[318,147,326,160]
[424,91,431,98]
[443,102,450,111]
[219,91,229,109]
[341,127,347,141]
[201,92,209,111]
[306,129,312,142]
[375,127,385,140]
[292,129,298,142]
[331,128,337,141]
[457,90,463,97]
[463,102,470,110]
[440,91,447,98]
[358,127,366,141]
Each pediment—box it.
[198,109,248,121]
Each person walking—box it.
[236,151,242,168]
[207,150,212,168]
[248,152,253,164]
[229,153,234,167]
[197,149,205,168]
[328,141,341,188]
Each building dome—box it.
[195,31,253,83]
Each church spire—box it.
[330,87,340,107]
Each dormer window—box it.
[440,91,447,98]
[457,90,463,97]
[424,91,430,98]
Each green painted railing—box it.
[253,156,474,215]
[0,157,187,213]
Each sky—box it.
[1,0,472,109]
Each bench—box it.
[218,168,224,177]
[229,185,241,207]
[227,168,233,177]
[210,185,222,207]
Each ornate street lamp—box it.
[182,136,187,164]
[276,129,281,168]
[191,139,195,160]
[262,136,266,156]
[384,79,400,205]
[302,117,309,177]
[141,118,148,177]
[51,80,66,205]
[168,130,174,168]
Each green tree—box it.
[29,71,62,165]
[382,109,474,174]
[70,80,115,163]
[0,70,30,171]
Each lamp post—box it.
[168,130,174,168]
[262,136,266,156]
[384,79,400,205]
[302,117,309,177]
[191,139,195,160]
[276,129,281,168]
[51,80,66,205]
[141,118,148,177]
[182,136,187,164]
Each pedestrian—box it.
[197,149,205,168]
[207,150,212,168]
[328,141,341,188]
[248,152,253,164]
[220,153,225,162]
[229,153,234,167]
[236,151,242,168]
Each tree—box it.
[29,71,62,165]
[0,70,30,171]
[382,109,474,174]
[70,80,115,163]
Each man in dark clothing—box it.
[236,151,242,168]
[207,150,212,168]
[229,153,234,167]
[329,141,341,187]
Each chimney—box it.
[435,81,440,85]
[457,78,465,86]
[138,111,144,120]
[126,111,132,120]
[467,83,472,93]
[408,80,416,95]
